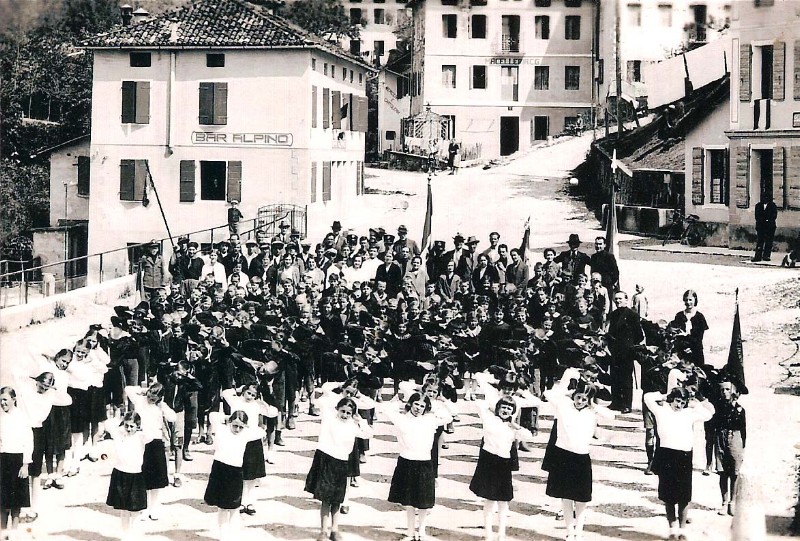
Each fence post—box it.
[99,253,104,283]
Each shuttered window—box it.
[311,162,318,203]
[739,44,751,102]
[691,147,704,205]
[198,82,228,125]
[322,88,330,129]
[734,147,750,209]
[121,81,150,124]
[322,161,332,202]
[179,160,196,202]
[227,161,242,203]
[773,41,785,101]
[708,149,728,205]
[199,161,240,201]
[342,93,352,130]
[332,90,342,129]
[312,86,318,128]
[773,146,785,208]
[794,41,800,100]
[788,146,800,209]
[119,159,147,201]
[356,96,368,132]
[77,156,90,196]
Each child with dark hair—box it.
[106,411,148,540]
[41,350,74,490]
[0,386,33,537]
[163,360,203,487]
[712,377,746,516]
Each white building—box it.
[82,0,374,281]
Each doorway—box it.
[533,116,549,141]
[500,116,519,156]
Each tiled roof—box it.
[82,0,372,69]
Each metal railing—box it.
[0,212,296,310]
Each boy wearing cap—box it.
[227,201,243,235]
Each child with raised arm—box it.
[305,382,374,541]
[221,383,279,516]
[105,411,148,540]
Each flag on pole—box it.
[606,149,622,256]
[520,216,532,261]
[724,288,748,394]
[421,177,433,253]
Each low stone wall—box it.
[601,204,673,235]
[0,274,137,332]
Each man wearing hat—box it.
[228,200,243,235]
[276,221,292,244]
[369,227,386,254]
[589,236,619,294]
[391,224,420,259]
[555,233,591,284]
[444,233,466,270]
[243,239,260,268]
[456,235,480,281]
[248,241,272,280]
[330,221,346,252]
[168,236,190,281]
[138,239,167,301]
[426,240,448,280]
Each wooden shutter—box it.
[134,160,147,201]
[213,83,228,125]
[691,147,704,205]
[794,41,800,100]
[349,93,356,131]
[120,159,135,200]
[357,161,364,195]
[199,82,214,124]
[342,93,351,129]
[322,161,332,201]
[773,146,785,208]
[734,146,750,209]
[179,160,196,202]
[331,90,342,129]
[312,86,318,128]
[121,81,136,123]
[773,41,785,101]
[227,161,242,203]
[77,156,90,195]
[739,43,751,102]
[322,88,330,129]
[356,96,368,132]
[135,81,150,123]
[311,162,317,203]
[787,146,800,209]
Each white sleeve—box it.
[160,402,177,423]
[258,400,280,419]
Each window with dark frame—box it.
[129,52,151,67]
[534,0,550,6]
[374,41,385,57]
[442,65,457,89]
[198,82,227,125]
[350,8,362,24]
[627,60,643,82]
[565,15,581,40]
[200,161,227,201]
[374,8,385,24]
[565,0,581,6]
[501,66,519,101]
[471,15,487,38]
[443,14,457,38]
[472,65,487,89]
[206,53,225,67]
[534,65,549,90]
[708,149,728,204]
[535,15,550,39]
[119,159,147,201]
[121,81,150,124]
[77,156,90,196]
[565,66,580,90]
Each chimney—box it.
[132,7,150,24]
[120,4,133,26]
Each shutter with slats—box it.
[134,160,148,201]
[794,41,800,100]
[739,43,751,102]
[121,81,136,123]
[120,159,135,201]
[227,161,242,203]
[773,41,785,101]
[734,146,750,209]
[322,161,332,201]
[788,146,800,209]
[773,146,785,208]
[77,156,90,195]
[332,91,342,129]
[311,162,317,203]
[349,93,356,130]
[312,86,318,128]
[199,83,214,124]
[342,93,351,129]
[691,147,704,205]
[356,96,368,132]
[322,88,330,129]
[135,81,150,123]
[179,160,196,202]
[213,83,228,125]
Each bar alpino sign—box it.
[192,131,293,147]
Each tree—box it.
[283,0,359,41]
[0,159,49,245]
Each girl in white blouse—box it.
[305,385,374,541]
[382,392,452,541]
[0,386,33,538]
[105,411,148,540]
[41,349,73,490]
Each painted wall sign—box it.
[486,57,543,66]
[191,132,294,146]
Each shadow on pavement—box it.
[593,503,661,519]
[52,530,117,541]
[350,496,401,513]
[583,523,664,540]
[169,498,215,513]
[272,495,318,511]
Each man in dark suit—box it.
[606,291,644,413]
[554,233,591,284]
[471,253,500,294]
[443,233,466,270]
[505,248,530,290]
[753,196,778,262]
[375,250,403,297]
[589,236,619,293]
[456,236,480,281]
[436,259,462,301]
[426,240,448,280]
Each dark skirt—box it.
[87,386,108,424]
[142,439,169,490]
[388,457,436,509]
[205,460,244,509]
[305,450,349,505]
[545,445,593,502]
[242,439,266,480]
[431,425,444,478]
[0,453,30,510]
[68,387,89,433]
[106,468,147,512]
[30,426,45,477]
[714,430,744,476]
[470,448,514,501]
[43,405,72,456]
[541,421,558,472]
[347,440,361,477]
[653,448,693,504]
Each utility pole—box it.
[615,0,623,139]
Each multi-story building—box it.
[599,0,731,107]
[81,0,373,281]
[344,0,407,66]
[408,0,596,158]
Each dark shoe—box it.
[441,443,449,449]
[350,477,359,488]
[309,404,321,416]
[339,505,349,514]
[621,408,632,414]
[182,449,193,461]
[196,434,207,444]
[42,478,54,489]
[274,433,286,446]
[173,476,183,488]
[751,257,762,262]
[518,441,531,452]
[644,465,654,475]
[330,532,342,541]
[240,504,256,515]
[286,416,297,430]
[205,434,214,446]
[52,478,65,489]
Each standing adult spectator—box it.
[447,139,460,175]
[444,234,467,270]
[505,248,529,290]
[138,240,167,301]
[555,234,591,284]
[436,260,462,302]
[669,290,709,367]
[330,221,346,253]
[375,251,404,298]
[456,236,481,281]
[589,236,619,294]
[481,232,501,264]
[752,195,778,262]
[177,242,204,295]
[606,291,644,414]
[428,138,440,175]
[392,225,421,259]
[426,241,448,281]
[471,254,500,295]
[168,236,190,282]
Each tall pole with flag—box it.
[607,149,626,256]
[420,172,433,264]
[725,287,748,394]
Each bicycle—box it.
[662,209,704,247]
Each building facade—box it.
[83,0,373,281]
[344,0,406,66]
[409,0,596,158]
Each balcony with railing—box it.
[494,34,522,54]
